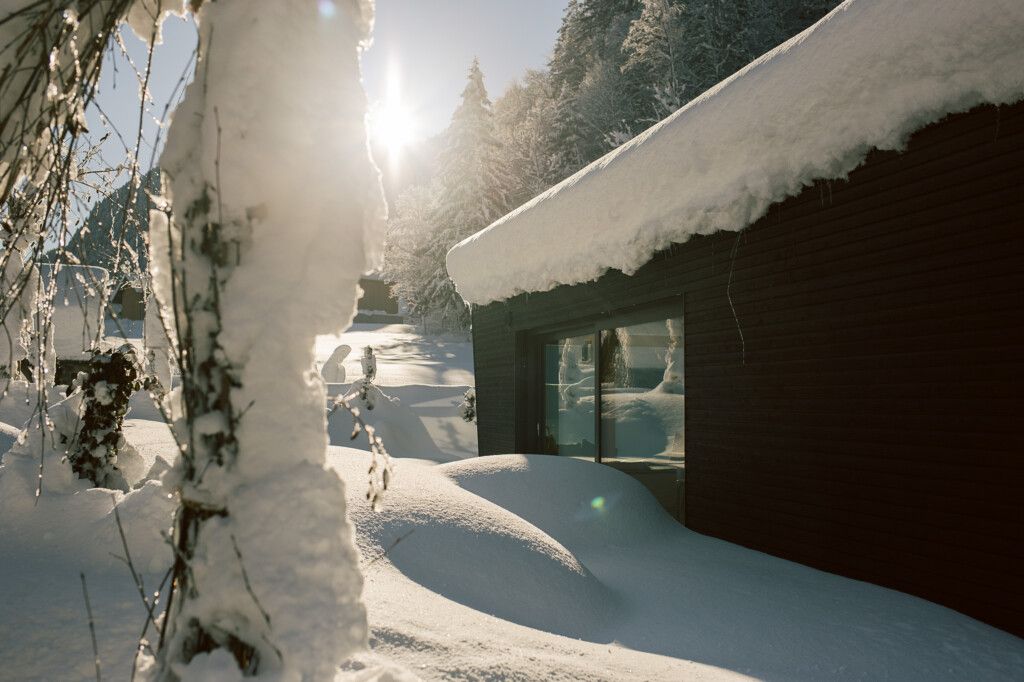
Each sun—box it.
[370,99,417,153]
[368,65,418,170]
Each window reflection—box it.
[542,333,595,456]
[599,317,684,464]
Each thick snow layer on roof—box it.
[447,0,1024,305]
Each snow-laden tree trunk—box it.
[659,317,684,394]
[149,0,385,677]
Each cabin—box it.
[446,3,1024,636]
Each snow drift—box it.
[333,452,615,639]
[335,450,1024,681]
[446,0,1024,305]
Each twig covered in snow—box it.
[229,534,283,663]
[110,494,162,630]
[79,571,102,682]
[128,566,171,682]
[329,393,393,510]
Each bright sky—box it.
[88,1,568,181]
[363,0,568,135]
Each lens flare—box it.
[591,496,605,511]
[318,0,336,19]
[368,62,419,173]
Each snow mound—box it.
[365,454,1024,680]
[447,0,1024,305]
[0,420,18,453]
[330,448,615,639]
[441,454,677,548]
[0,448,172,571]
[322,344,352,382]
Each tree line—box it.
[385,0,840,330]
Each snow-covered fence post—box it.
[149,0,385,678]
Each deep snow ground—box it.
[2,323,1022,680]
[335,450,1024,681]
[319,323,477,461]
[5,435,1020,681]
[316,323,474,388]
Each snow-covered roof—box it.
[447,0,1024,306]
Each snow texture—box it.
[316,323,474,387]
[447,0,1024,305]
[336,450,1024,681]
[147,0,385,677]
[2,410,1022,679]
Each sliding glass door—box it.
[599,317,684,464]
[541,332,596,456]
[537,307,684,466]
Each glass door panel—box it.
[599,317,684,464]
[541,333,595,456]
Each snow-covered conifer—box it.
[437,58,509,233]
[621,0,686,116]
[386,59,508,330]
[493,70,563,207]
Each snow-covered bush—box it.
[65,343,151,490]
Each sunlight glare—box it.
[369,63,418,172]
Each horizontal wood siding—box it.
[470,101,1024,635]
[471,304,517,455]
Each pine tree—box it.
[387,58,508,331]
[383,184,440,320]
[49,168,160,275]
[493,70,562,207]
[548,0,644,174]
[621,0,687,117]
[436,58,509,233]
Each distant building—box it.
[356,272,402,323]
[448,3,1024,636]
[37,264,109,384]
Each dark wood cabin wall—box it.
[469,101,1024,635]
[471,304,518,455]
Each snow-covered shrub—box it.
[65,344,151,490]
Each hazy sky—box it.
[364,0,568,135]
[88,1,569,177]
